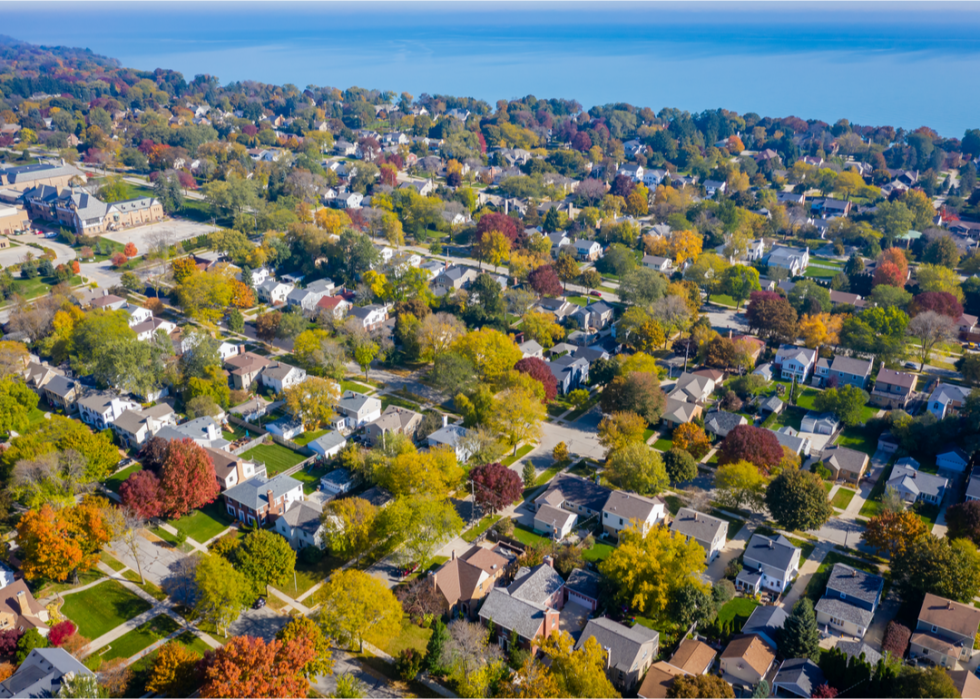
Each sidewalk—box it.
[778,541,834,613]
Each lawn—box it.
[35,569,105,598]
[7,273,83,302]
[710,509,746,540]
[653,437,674,452]
[105,464,142,493]
[835,426,876,456]
[548,402,572,418]
[804,551,880,603]
[380,395,421,411]
[461,514,501,543]
[293,428,328,446]
[566,394,600,421]
[240,442,307,475]
[99,614,182,662]
[803,266,840,279]
[274,552,344,599]
[664,494,685,516]
[532,459,565,486]
[793,388,822,411]
[221,423,248,441]
[339,379,372,394]
[61,580,153,640]
[717,597,760,627]
[503,443,535,467]
[100,552,126,572]
[859,462,894,518]
[512,522,552,549]
[121,571,168,602]
[374,614,433,657]
[583,541,616,562]
[831,488,857,510]
[291,463,333,495]
[566,296,589,306]
[168,501,234,544]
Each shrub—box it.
[396,648,425,681]
[48,620,76,647]
[882,621,911,659]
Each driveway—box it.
[103,218,217,250]
[703,518,754,584]
[107,532,189,587]
[227,606,290,641]
[309,651,406,698]
[559,602,591,640]
[814,516,865,547]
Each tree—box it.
[283,377,341,429]
[798,313,843,352]
[235,529,296,596]
[160,439,220,518]
[959,353,980,386]
[617,307,665,352]
[946,500,980,546]
[16,628,48,663]
[552,254,579,290]
[199,635,315,699]
[451,328,522,382]
[488,387,545,456]
[147,641,201,697]
[17,496,117,583]
[670,583,715,628]
[909,291,963,320]
[381,495,463,564]
[862,510,927,558]
[514,357,559,403]
[255,312,282,342]
[892,534,980,604]
[195,553,249,637]
[924,235,961,269]
[48,620,76,647]
[873,262,906,289]
[664,448,698,484]
[779,598,820,660]
[0,378,38,435]
[671,230,703,265]
[669,674,735,698]
[917,263,963,301]
[672,423,711,459]
[519,310,564,350]
[788,280,832,315]
[874,200,915,244]
[597,411,647,451]
[578,268,603,295]
[333,672,367,698]
[812,685,839,699]
[276,615,334,679]
[469,462,523,514]
[606,442,668,496]
[0,341,28,378]
[720,265,761,310]
[539,632,621,699]
[620,267,668,306]
[766,470,834,531]
[894,665,961,698]
[475,230,511,270]
[717,425,783,474]
[528,264,563,297]
[714,461,769,511]
[882,620,912,659]
[317,570,402,652]
[599,524,708,620]
[176,269,234,323]
[601,372,667,423]
[907,311,958,370]
[745,292,797,343]
[813,385,871,427]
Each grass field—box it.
[664,495,685,516]
[380,395,421,411]
[168,501,234,544]
[241,442,307,475]
[532,459,564,486]
[835,426,877,456]
[105,464,142,493]
[583,541,616,562]
[831,488,857,510]
[339,379,373,394]
[653,437,674,452]
[293,428,328,446]
[291,463,333,495]
[374,614,433,657]
[717,597,760,626]
[803,266,840,279]
[274,553,344,598]
[98,615,181,663]
[859,462,894,518]
[566,394,600,421]
[512,523,552,548]
[61,580,153,640]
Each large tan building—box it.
[22,186,164,235]
[0,205,30,235]
[0,163,83,192]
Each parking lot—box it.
[103,218,218,250]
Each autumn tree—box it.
[17,496,117,583]
[469,462,523,514]
[765,470,833,532]
[317,570,403,652]
[276,615,334,679]
[553,252,579,290]
[909,291,963,320]
[451,328,522,382]
[907,310,958,371]
[195,554,249,637]
[119,470,165,521]
[606,442,668,496]
[669,674,735,698]
[283,376,341,429]
[917,263,964,300]
[717,425,783,474]
[601,372,667,423]
[672,422,711,459]
[528,264,563,297]
[379,496,464,564]
[598,411,647,451]
[160,438,220,518]
[715,461,769,511]
[892,534,980,604]
[514,357,559,403]
[671,230,703,265]
[746,291,797,344]
[862,510,927,558]
[229,279,256,308]
[798,313,843,352]
[539,632,621,698]
[199,634,315,699]
[489,386,546,455]
[719,265,761,310]
[322,497,378,560]
[147,641,201,697]
[519,310,564,350]
[475,230,511,270]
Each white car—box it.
[44,232,57,239]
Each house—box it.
[41,375,78,412]
[207,447,260,491]
[661,397,702,427]
[814,198,852,218]
[767,246,811,276]
[427,424,471,461]
[518,339,544,359]
[76,391,140,431]
[814,563,884,639]
[821,447,869,484]
[546,231,572,256]
[758,395,784,416]
[812,358,831,387]
[637,661,687,699]
[572,301,615,332]
[720,635,776,689]
[928,382,972,420]
[259,362,307,393]
[669,508,727,562]
[773,658,826,699]
[432,545,510,619]
[669,372,715,403]
[257,279,295,305]
[949,669,980,699]
[533,473,612,520]
[287,279,336,312]
[348,304,388,331]
[937,447,971,475]
[957,313,979,335]
[602,490,666,539]
[155,416,228,450]
[111,404,177,449]
[801,411,840,435]
[564,568,602,611]
[237,266,272,287]
[742,605,788,649]
[132,317,177,342]
[910,593,980,668]
[642,255,672,273]
[736,533,801,594]
[537,297,578,321]
[0,648,93,699]
[828,356,873,389]
[265,417,304,440]
[871,367,917,409]
[775,344,817,382]
[618,163,644,181]
[534,504,578,540]
[667,638,716,676]
[753,362,774,381]
[431,265,479,295]
[224,352,271,390]
[576,617,659,691]
[966,469,980,503]
[704,180,727,197]
[275,499,325,550]
[223,474,304,526]
[359,486,394,510]
[0,579,50,637]
[573,239,602,261]
[315,295,352,320]
[704,410,747,439]
[307,431,347,459]
[123,304,153,327]
[365,406,423,447]
[886,457,948,506]
[772,426,812,457]
[399,179,435,196]
[334,390,382,430]
[21,360,62,393]
[320,468,358,497]
[829,290,865,308]
[835,640,882,667]
[692,368,725,384]
[731,334,765,362]
[479,560,564,650]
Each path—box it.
[778,541,834,613]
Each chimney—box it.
[442,414,448,427]
[451,550,456,561]
[543,555,554,569]
[15,591,26,616]
[267,489,275,513]
[768,538,774,549]
[236,459,246,485]
[605,646,613,671]
[948,600,953,610]
[694,512,698,521]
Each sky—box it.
[3,2,980,136]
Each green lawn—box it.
[793,388,822,411]
[291,463,333,495]
[859,462,894,518]
[803,266,840,279]
[293,428,328,446]
[532,460,565,486]
[61,580,153,640]
[461,514,502,543]
[548,402,572,418]
[653,438,674,452]
[664,494,685,516]
[583,541,616,562]
[105,464,142,494]
[339,379,373,394]
[7,273,83,301]
[836,426,877,456]
[222,423,248,441]
[99,614,182,662]
[374,615,433,657]
[503,443,535,467]
[824,481,834,493]
[831,488,857,510]
[512,522,553,548]
[168,501,234,544]
[240,442,307,475]
[717,597,760,626]
[380,395,421,412]
[805,551,880,603]
[100,552,126,572]
[274,552,344,599]
[566,296,589,306]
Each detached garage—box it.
[534,504,577,541]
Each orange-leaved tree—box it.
[123,242,138,257]
[160,438,220,519]
[672,422,711,460]
[200,635,315,699]
[229,280,256,309]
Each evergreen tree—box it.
[241,265,254,289]
[425,619,450,674]
[779,598,820,660]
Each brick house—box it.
[222,474,304,527]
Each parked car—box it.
[589,291,602,297]
[252,596,266,610]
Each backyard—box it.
[61,580,153,640]
[240,442,307,475]
[804,551,880,603]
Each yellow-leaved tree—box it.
[489,386,546,456]
[451,327,522,382]
[317,570,402,652]
[798,312,844,352]
[283,376,341,430]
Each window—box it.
[619,517,624,526]
[840,592,846,600]
[831,616,845,626]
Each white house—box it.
[767,246,811,276]
[132,317,177,342]
[937,447,971,474]
[668,372,716,403]
[348,304,389,331]
[573,239,602,261]
[334,390,382,430]
[927,383,971,420]
[123,304,153,327]
[642,255,671,273]
[110,404,177,449]
[427,423,472,461]
[307,431,347,458]
[601,491,666,539]
[259,362,307,393]
[670,508,727,562]
[534,504,578,540]
[704,180,727,197]
[76,391,140,431]
[275,500,325,550]
[800,411,840,435]
[775,344,817,382]
[321,468,358,497]
[736,534,801,594]
[257,279,295,305]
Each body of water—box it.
[4,2,980,136]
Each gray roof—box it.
[575,617,659,674]
[743,534,799,574]
[427,424,468,449]
[279,500,323,536]
[670,508,726,545]
[358,486,393,509]
[774,658,825,698]
[835,640,882,667]
[742,605,788,647]
[508,563,565,605]
[760,395,784,412]
[772,427,808,454]
[76,389,124,412]
[704,410,746,436]
[263,361,303,381]
[967,472,980,501]
[535,473,612,513]
[815,597,874,627]
[930,382,971,407]
[823,447,869,475]
[309,431,347,453]
[349,304,386,320]
[158,416,219,442]
[887,461,947,499]
[603,490,662,523]
[224,474,303,511]
[321,468,356,488]
[0,648,93,699]
[565,568,601,601]
[825,564,883,606]
[337,390,381,413]
[830,355,873,378]
[42,374,76,398]
[478,588,550,640]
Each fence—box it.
[269,433,314,457]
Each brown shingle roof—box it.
[669,638,717,675]
[637,661,686,699]
[918,593,980,639]
[721,634,776,677]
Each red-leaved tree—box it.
[120,469,165,519]
[872,261,905,288]
[514,357,559,403]
[718,425,784,474]
[0,629,22,656]
[160,439,220,519]
[475,212,519,246]
[882,620,912,658]
[48,620,77,647]
[469,462,524,515]
[199,635,315,699]
[123,242,138,257]
[909,291,964,320]
[812,684,839,698]
[528,264,563,297]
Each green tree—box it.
[874,200,915,244]
[720,265,761,310]
[0,377,39,434]
[778,598,821,660]
[317,570,403,652]
[813,384,871,426]
[605,442,668,496]
[663,448,699,484]
[924,235,961,269]
[670,583,715,629]
[892,534,980,605]
[195,554,249,636]
[619,267,667,306]
[16,628,48,663]
[765,469,833,531]
[234,529,297,596]
[380,497,464,564]
[715,461,768,511]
